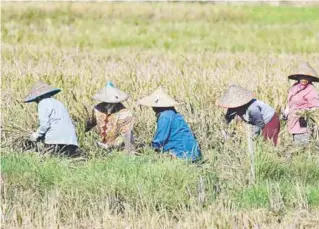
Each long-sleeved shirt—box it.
[85,103,134,150]
[152,109,201,162]
[225,99,275,135]
[36,98,78,146]
[287,83,319,134]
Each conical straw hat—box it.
[24,81,61,103]
[288,62,319,82]
[217,85,253,108]
[138,87,179,107]
[93,81,129,103]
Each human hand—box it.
[284,107,289,115]
[281,107,289,120]
[221,130,229,139]
[30,132,39,142]
[97,141,109,149]
[299,117,307,127]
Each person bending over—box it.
[217,85,280,146]
[24,81,78,155]
[85,82,134,152]
[138,87,201,162]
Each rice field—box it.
[1,2,319,229]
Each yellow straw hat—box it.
[216,85,253,108]
[288,62,319,83]
[138,87,180,107]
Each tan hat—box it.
[216,85,253,108]
[288,62,319,82]
[93,82,128,103]
[138,87,180,107]
[24,81,61,103]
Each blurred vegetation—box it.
[2,3,319,53]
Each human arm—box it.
[281,107,289,120]
[117,112,135,152]
[32,100,53,140]
[305,88,319,108]
[225,108,237,124]
[151,116,172,152]
[85,109,97,132]
[249,108,265,135]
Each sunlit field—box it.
[1,3,319,228]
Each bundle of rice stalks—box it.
[296,109,319,124]
[296,109,319,140]
[1,123,40,151]
[1,101,40,151]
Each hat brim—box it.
[93,95,128,104]
[93,87,129,104]
[24,88,61,103]
[138,102,179,108]
[138,97,179,107]
[288,74,319,83]
[216,97,253,108]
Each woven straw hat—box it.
[138,87,179,107]
[93,81,129,103]
[288,62,319,82]
[24,81,61,103]
[216,85,253,108]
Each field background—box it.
[1,2,319,229]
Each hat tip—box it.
[106,81,115,88]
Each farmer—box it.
[138,87,202,162]
[85,82,134,152]
[24,81,78,155]
[217,85,280,146]
[283,62,319,145]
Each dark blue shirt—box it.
[152,110,202,162]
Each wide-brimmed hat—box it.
[288,62,319,82]
[138,87,180,107]
[216,85,253,108]
[24,81,61,103]
[93,81,129,103]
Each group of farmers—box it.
[24,62,319,161]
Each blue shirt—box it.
[152,110,201,161]
[36,98,78,146]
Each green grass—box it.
[1,152,218,213]
[2,150,319,213]
[255,147,319,183]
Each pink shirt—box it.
[287,83,319,134]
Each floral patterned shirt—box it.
[87,103,134,148]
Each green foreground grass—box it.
[2,148,319,215]
[2,147,319,227]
